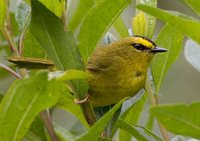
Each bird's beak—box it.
[151,47,167,53]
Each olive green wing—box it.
[86,47,113,73]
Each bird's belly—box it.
[88,72,146,106]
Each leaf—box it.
[56,91,90,129]
[68,0,94,31]
[30,0,88,98]
[25,130,44,141]
[151,25,184,94]
[69,121,87,136]
[30,0,83,71]
[132,12,147,36]
[7,57,54,69]
[184,39,200,72]
[135,0,157,38]
[151,102,200,139]
[119,92,147,141]
[171,135,186,141]
[54,123,75,141]
[10,13,20,36]
[15,0,31,32]
[39,0,65,17]
[77,0,131,62]
[0,92,3,103]
[0,72,64,141]
[77,100,124,141]
[137,4,200,44]
[182,0,200,16]
[24,31,46,58]
[27,116,48,141]
[113,17,129,37]
[58,70,92,81]
[145,113,154,130]
[0,0,6,29]
[116,119,163,141]
[0,67,12,80]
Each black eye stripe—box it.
[132,43,149,50]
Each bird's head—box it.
[111,36,167,63]
[130,35,167,53]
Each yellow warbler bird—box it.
[87,36,167,107]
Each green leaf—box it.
[30,0,83,70]
[171,136,186,141]
[0,67,12,80]
[150,102,200,139]
[119,92,147,141]
[23,31,46,58]
[54,123,75,141]
[137,4,200,44]
[30,0,88,98]
[15,0,31,32]
[151,25,184,94]
[77,0,131,62]
[39,0,65,17]
[77,100,124,141]
[132,12,147,36]
[0,0,6,29]
[0,92,3,103]
[113,17,129,37]
[182,0,200,16]
[0,72,64,141]
[27,116,48,141]
[69,121,87,137]
[58,70,92,81]
[116,119,163,141]
[184,39,200,72]
[56,91,89,129]
[145,113,154,131]
[25,130,44,141]
[68,0,94,31]
[135,0,157,38]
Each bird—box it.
[86,35,167,107]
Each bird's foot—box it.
[74,95,89,104]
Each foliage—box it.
[0,0,200,140]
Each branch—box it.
[0,62,21,79]
[40,110,59,141]
[145,76,170,141]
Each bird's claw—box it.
[74,95,89,104]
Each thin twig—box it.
[63,0,68,31]
[80,102,97,126]
[145,76,170,141]
[5,0,13,36]
[157,121,170,141]
[70,82,97,126]
[40,110,59,141]
[1,28,18,55]
[0,62,21,79]
[2,0,19,55]
[18,8,31,55]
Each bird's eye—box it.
[132,43,147,50]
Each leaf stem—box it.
[1,28,19,55]
[18,11,31,55]
[2,0,19,56]
[0,62,22,79]
[145,76,170,141]
[63,0,68,31]
[70,82,97,126]
[40,110,59,141]
[80,102,97,126]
